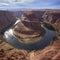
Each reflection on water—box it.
[4,24,57,50]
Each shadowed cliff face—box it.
[0,11,17,43]
[0,11,17,34]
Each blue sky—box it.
[0,0,60,10]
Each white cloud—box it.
[7,0,15,3]
[18,0,34,4]
[0,0,35,6]
[0,2,9,6]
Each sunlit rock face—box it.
[0,11,17,34]
[13,11,44,44]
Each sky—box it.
[0,0,60,10]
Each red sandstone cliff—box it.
[42,10,60,34]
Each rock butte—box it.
[13,11,45,44]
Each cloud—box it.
[0,2,9,6]
[16,0,34,4]
[0,0,60,9]
[0,0,35,6]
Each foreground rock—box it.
[27,46,60,60]
[3,49,27,60]
[1,42,60,60]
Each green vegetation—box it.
[44,23,56,31]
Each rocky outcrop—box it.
[42,10,60,24]
[3,49,27,60]
[13,11,42,37]
[27,46,60,60]
[42,10,60,34]
[13,11,44,44]
[0,46,60,60]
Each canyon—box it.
[0,9,60,60]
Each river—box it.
[4,23,57,50]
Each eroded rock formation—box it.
[13,11,44,44]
